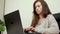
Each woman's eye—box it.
[35,5,40,8]
[37,5,40,7]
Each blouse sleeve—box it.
[35,14,59,34]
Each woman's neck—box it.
[39,14,44,19]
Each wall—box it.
[0,0,4,21]
[0,0,7,34]
[45,0,60,14]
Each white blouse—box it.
[35,14,59,34]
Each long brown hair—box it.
[31,0,51,27]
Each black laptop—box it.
[4,10,24,34]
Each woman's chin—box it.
[37,13,40,15]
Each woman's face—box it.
[35,1,43,15]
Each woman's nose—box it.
[36,7,39,11]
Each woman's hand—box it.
[31,27,36,32]
[24,26,33,32]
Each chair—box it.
[53,13,60,34]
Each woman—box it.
[24,0,59,34]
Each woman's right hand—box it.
[24,26,33,32]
